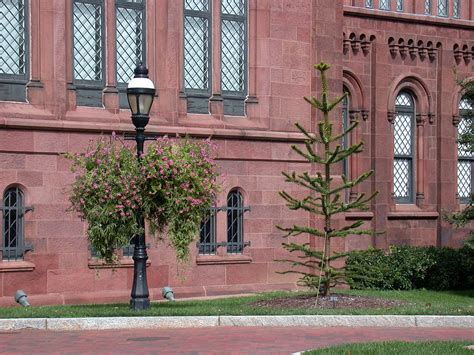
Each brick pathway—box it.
[0,327,472,354]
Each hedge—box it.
[346,244,474,291]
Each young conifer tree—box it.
[277,62,377,297]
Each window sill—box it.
[196,254,252,265]
[387,211,439,220]
[345,211,374,220]
[0,260,35,273]
[88,258,151,269]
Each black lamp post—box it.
[127,63,155,310]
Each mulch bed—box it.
[249,293,409,310]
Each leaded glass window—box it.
[73,0,105,106]
[379,0,390,10]
[221,0,247,116]
[437,0,448,16]
[116,0,145,108]
[199,207,217,255]
[365,0,373,8]
[457,98,473,203]
[393,92,415,203]
[116,0,145,84]
[0,0,28,102]
[227,190,244,254]
[184,0,211,97]
[342,92,349,202]
[453,0,460,18]
[425,0,432,14]
[1,187,30,260]
[396,0,403,11]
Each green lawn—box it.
[0,289,472,318]
[304,341,474,354]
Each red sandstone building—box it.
[0,0,473,306]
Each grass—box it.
[0,289,472,318]
[304,341,474,354]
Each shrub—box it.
[347,245,471,291]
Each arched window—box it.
[2,187,29,260]
[457,97,473,203]
[199,207,217,255]
[393,92,415,203]
[227,190,244,253]
[342,91,350,201]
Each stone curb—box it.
[0,316,472,331]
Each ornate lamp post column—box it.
[127,63,155,310]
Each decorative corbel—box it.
[454,50,463,64]
[418,47,427,61]
[409,46,417,60]
[351,40,361,55]
[349,109,360,123]
[452,114,460,127]
[463,51,471,64]
[428,112,435,125]
[343,39,351,55]
[387,111,396,124]
[415,114,427,127]
[389,43,398,58]
[399,45,408,59]
[361,41,370,56]
[428,48,437,62]
[361,110,369,121]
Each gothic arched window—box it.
[393,92,415,203]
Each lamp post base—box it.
[130,298,150,311]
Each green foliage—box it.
[66,135,219,263]
[347,245,474,291]
[277,62,378,296]
[445,79,473,240]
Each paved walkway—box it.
[0,327,472,354]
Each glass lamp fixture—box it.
[127,63,155,116]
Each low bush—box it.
[347,244,473,291]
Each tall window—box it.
[437,0,448,16]
[227,190,244,253]
[73,0,105,107]
[379,0,390,10]
[184,0,211,113]
[453,0,460,18]
[221,0,247,116]
[396,0,403,11]
[425,0,432,14]
[1,187,31,260]
[0,0,28,102]
[116,0,146,108]
[342,92,349,201]
[365,0,373,8]
[199,207,217,254]
[393,92,415,203]
[457,98,473,203]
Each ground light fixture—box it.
[127,63,156,311]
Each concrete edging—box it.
[0,315,472,331]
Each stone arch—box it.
[342,68,367,115]
[452,77,474,125]
[387,74,433,121]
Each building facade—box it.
[0,0,472,306]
